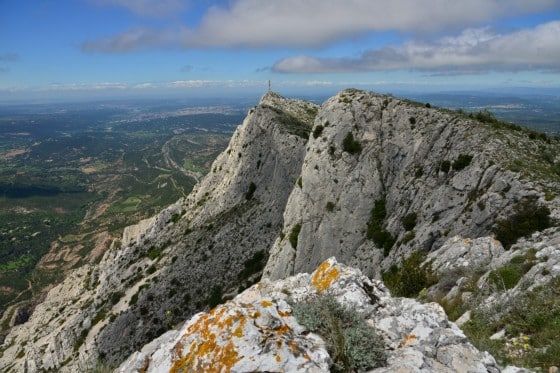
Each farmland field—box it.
[0,98,247,327]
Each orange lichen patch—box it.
[287,340,305,357]
[399,334,417,348]
[171,305,244,372]
[232,315,247,338]
[275,324,292,335]
[311,260,340,292]
[304,353,311,361]
[249,311,261,319]
[275,354,282,362]
[278,310,292,317]
[260,300,273,307]
[233,325,244,338]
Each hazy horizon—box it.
[1,1,560,103]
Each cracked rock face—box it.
[118,258,500,373]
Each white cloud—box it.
[273,21,560,74]
[90,0,187,17]
[82,27,174,52]
[83,0,559,51]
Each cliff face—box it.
[264,89,558,280]
[0,89,558,372]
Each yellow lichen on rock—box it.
[170,305,242,372]
[311,260,340,292]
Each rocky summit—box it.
[0,89,559,372]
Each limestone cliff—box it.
[264,89,559,279]
[0,89,558,372]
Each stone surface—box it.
[119,258,500,373]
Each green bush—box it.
[409,117,416,125]
[382,251,437,298]
[488,249,537,290]
[452,154,473,171]
[110,292,124,305]
[474,109,497,124]
[402,231,415,244]
[493,198,552,249]
[326,201,335,212]
[293,295,386,372]
[207,285,223,308]
[366,199,395,255]
[147,247,161,260]
[245,182,257,200]
[401,212,417,231]
[238,250,266,280]
[342,132,362,154]
[463,277,560,370]
[440,160,451,173]
[489,266,522,290]
[289,223,302,249]
[313,125,324,139]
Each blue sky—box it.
[1,0,560,102]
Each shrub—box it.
[207,285,223,308]
[488,266,522,290]
[238,250,266,280]
[326,201,335,212]
[440,160,451,173]
[402,231,415,244]
[382,251,437,297]
[401,212,417,231]
[313,125,324,139]
[293,295,386,372]
[463,277,560,370]
[245,182,257,200]
[488,250,537,290]
[147,247,161,260]
[342,132,362,154]
[296,176,302,188]
[366,199,396,255]
[474,109,497,124]
[493,198,551,249]
[110,292,124,305]
[170,213,181,224]
[452,154,473,171]
[409,117,416,125]
[289,223,302,249]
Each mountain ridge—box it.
[0,89,558,372]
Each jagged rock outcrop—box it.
[118,258,500,372]
[0,89,558,372]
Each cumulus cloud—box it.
[82,0,559,51]
[90,0,186,17]
[273,21,560,74]
[82,27,175,52]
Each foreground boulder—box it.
[119,258,500,372]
